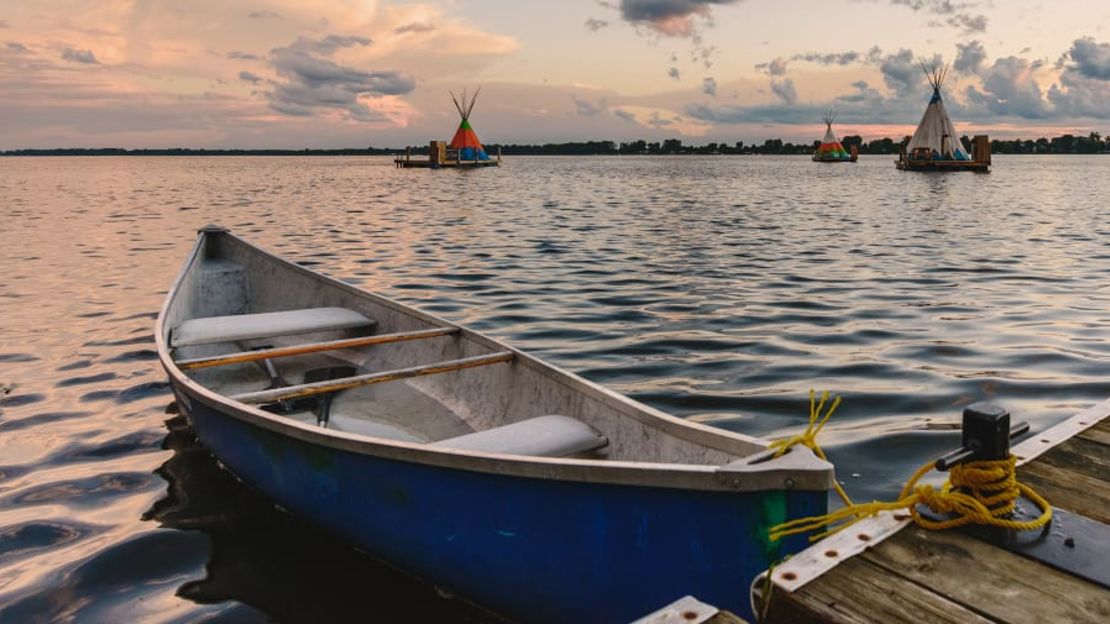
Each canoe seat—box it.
[172,307,375,348]
[327,414,427,443]
[430,415,607,457]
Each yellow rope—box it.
[768,392,1053,543]
[769,390,854,508]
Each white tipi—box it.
[905,63,970,161]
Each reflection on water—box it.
[1,155,1109,620]
[148,413,493,623]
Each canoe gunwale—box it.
[155,228,835,493]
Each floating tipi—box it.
[449,88,490,161]
[813,110,855,162]
[904,63,970,161]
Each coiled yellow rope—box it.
[768,391,1053,543]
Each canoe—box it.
[155,226,833,623]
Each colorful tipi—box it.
[449,88,489,161]
[812,110,854,162]
[904,63,970,161]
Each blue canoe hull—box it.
[179,386,825,623]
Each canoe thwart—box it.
[232,351,515,404]
[175,326,461,370]
[172,307,376,348]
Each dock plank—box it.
[764,405,1110,624]
[862,526,1110,623]
[1031,436,1110,478]
[763,556,992,624]
[1017,461,1110,523]
[1079,420,1110,446]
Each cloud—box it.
[61,47,98,64]
[886,1,988,34]
[1047,38,1110,119]
[248,11,282,20]
[238,70,262,84]
[294,35,373,55]
[608,104,712,135]
[946,13,987,34]
[617,0,744,37]
[702,76,717,96]
[686,101,822,125]
[573,95,608,116]
[1063,37,1110,80]
[965,56,1050,118]
[613,108,637,122]
[791,51,860,66]
[1048,71,1110,119]
[770,78,797,104]
[394,22,436,35]
[6,42,29,54]
[878,48,930,97]
[644,111,670,127]
[585,18,609,32]
[755,57,787,76]
[836,80,885,105]
[266,35,414,121]
[668,66,681,80]
[227,50,260,61]
[604,2,736,77]
[693,37,1108,130]
[954,40,987,74]
[695,45,717,68]
[890,0,956,13]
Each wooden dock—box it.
[758,400,1110,623]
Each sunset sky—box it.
[2,0,1109,148]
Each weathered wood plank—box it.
[1017,461,1110,523]
[862,526,1110,623]
[1034,435,1110,475]
[706,611,749,624]
[1093,416,1110,435]
[763,556,992,624]
[1079,421,1110,446]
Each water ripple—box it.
[1,154,1108,620]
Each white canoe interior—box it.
[164,230,777,466]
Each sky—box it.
[1,0,1109,148]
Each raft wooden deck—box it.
[895,159,990,173]
[760,402,1110,623]
[394,157,500,169]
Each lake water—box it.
[2,154,1109,621]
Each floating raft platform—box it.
[758,399,1110,623]
[897,134,992,172]
[394,140,500,169]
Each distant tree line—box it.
[5,132,1108,157]
[985,132,1109,154]
[487,139,823,155]
[490,132,1109,156]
